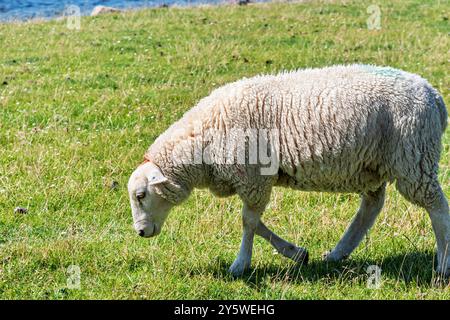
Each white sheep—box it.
[128,64,449,277]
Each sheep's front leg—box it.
[256,222,308,265]
[324,184,386,262]
[229,204,261,277]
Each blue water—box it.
[0,0,233,21]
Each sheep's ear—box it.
[146,167,168,185]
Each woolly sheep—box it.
[128,64,449,277]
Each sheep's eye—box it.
[136,191,146,201]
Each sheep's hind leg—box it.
[229,204,262,277]
[396,178,450,278]
[324,183,386,262]
[256,222,309,265]
[427,193,450,278]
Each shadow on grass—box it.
[193,250,443,288]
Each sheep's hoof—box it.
[435,265,450,280]
[278,245,308,266]
[322,250,348,262]
[302,250,309,265]
[290,247,309,265]
[294,250,309,266]
[432,273,450,287]
[228,258,250,278]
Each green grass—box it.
[0,0,449,299]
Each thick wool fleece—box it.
[145,64,448,211]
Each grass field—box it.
[0,0,449,299]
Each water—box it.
[0,0,232,21]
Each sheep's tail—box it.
[435,93,448,134]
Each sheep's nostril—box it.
[138,230,145,237]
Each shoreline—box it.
[0,0,278,24]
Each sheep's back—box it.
[233,65,444,193]
[148,65,445,194]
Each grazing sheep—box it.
[128,64,449,277]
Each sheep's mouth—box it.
[149,224,162,237]
[145,224,156,237]
[134,220,158,238]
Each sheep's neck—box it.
[144,149,212,204]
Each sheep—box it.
[128,64,449,278]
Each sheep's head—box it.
[127,162,174,238]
